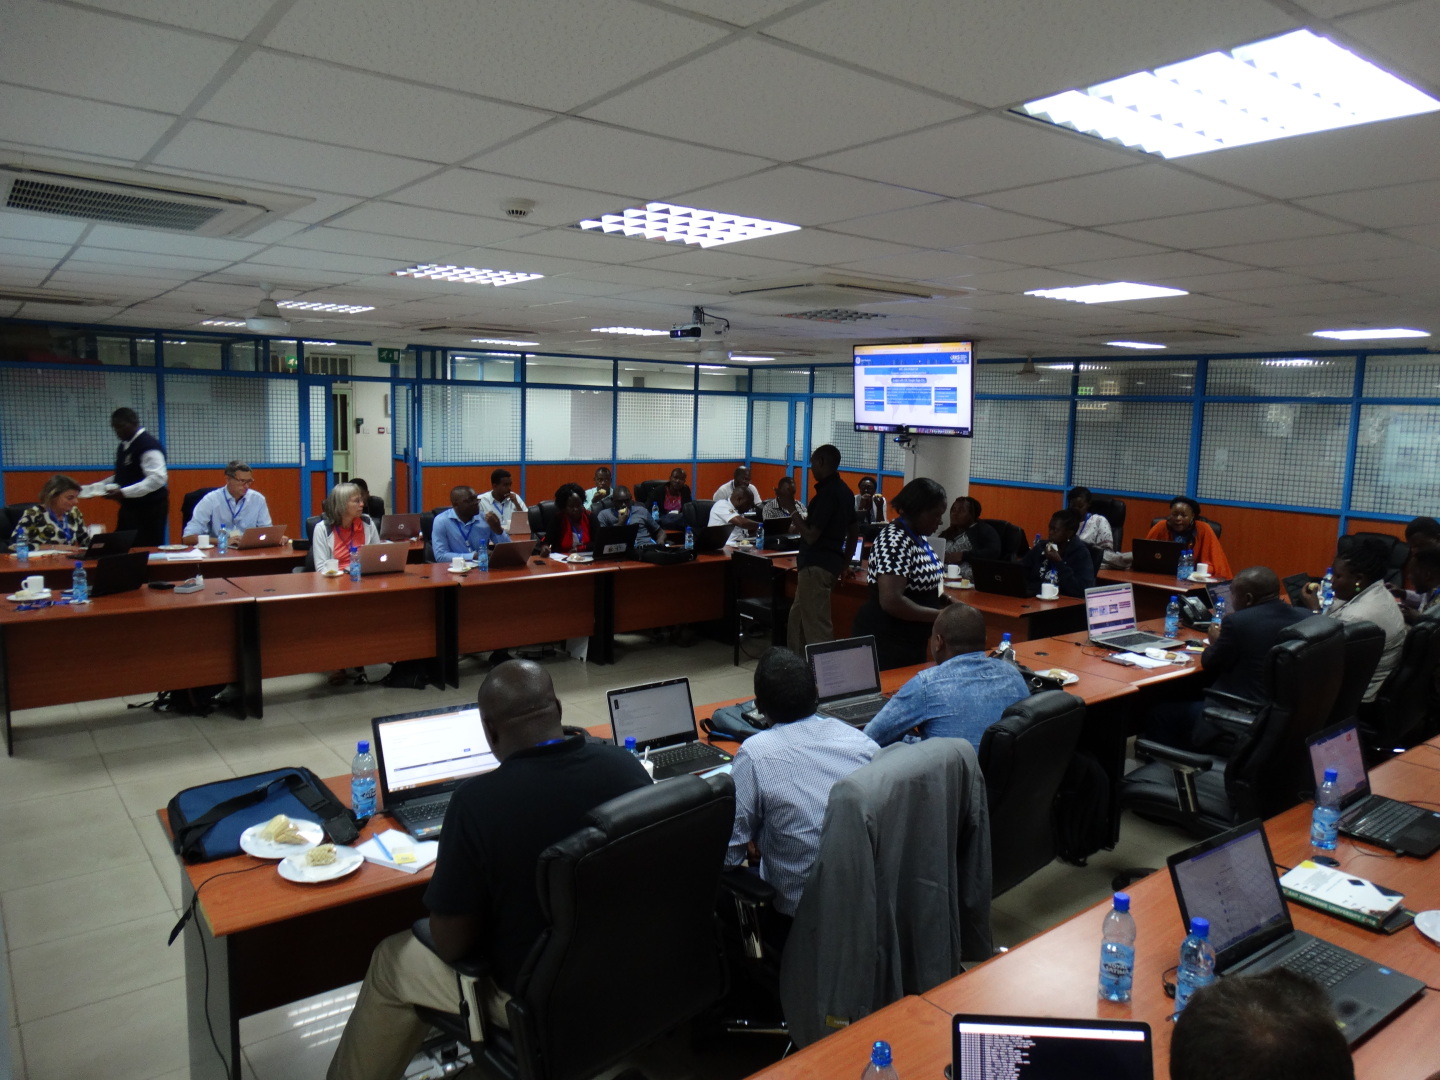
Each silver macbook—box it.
[607,677,732,780]
[372,704,501,839]
[952,1015,1152,1080]
[358,540,409,575]
[1084,582,1182,650]
[232,524,287,549]
[379,513,422,542]
[806,635,887,726]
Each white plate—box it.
[1040,668,1080,686]
[1414,909,1440,945]
[158,544,189,552]
[1187,573,1216,583]
[945,580,974,589]
[239,819,324,859]
[7,590,51,602]
[320,569,345,577]
[278,846,363,883]
[447,565,471,574]
[567,554,593,563]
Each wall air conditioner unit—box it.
[726,274,970,313]
[0,155,313,238]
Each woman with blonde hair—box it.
[310,482,381,686]
[10,474,88,553]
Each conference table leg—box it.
[592,572,614,665]
[181,874,242,1080]
[0,625,11,756]
[237,603,263,720]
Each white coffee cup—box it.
[1194,562,1210,577]
[450,556,466,570]
[323,558,339,574]
[196,534,212,549]
[22,575,44,595]
[945,564,962,580]
[1040,582,1060,600]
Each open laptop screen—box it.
[373,706,498,798]
[1084,583,1138,636]
[1307,722,1370,805]
[807,636,881,703]
[952,1015,1152,1080]
[607,678,697,750]
[1169,823,1289,966]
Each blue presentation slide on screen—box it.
[853,342,973,435]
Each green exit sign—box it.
[378,348,401,365]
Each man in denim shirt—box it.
[863,603,1028,747]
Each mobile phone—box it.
[1102,654,1136,667]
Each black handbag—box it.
[638,545,695,566]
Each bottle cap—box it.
[1190,916,1210,937]
[871,1040,892,1067]
[1323,767,1338,783]
[1169,594,1178,602]
[357,739,369,754]
[1000,632,1012,641]
[1113,891,1130,912]
[625,736,636,750]
[75,560,83,568]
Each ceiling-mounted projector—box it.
[671,321,726,340]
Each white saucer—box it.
[447,565,471,573]
[277,846,363,883]
[1039,668,1080,686]
[945,580,974,589]
[158,544,189,552]
[7,590,52,602]
[1187,573,1216,583]
[1414,909,1440,945]
[320,569,345,577]
[567,554,594,563]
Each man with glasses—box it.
[181,460,271,544]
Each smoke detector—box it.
[503,198,537,219]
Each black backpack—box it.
[1052,750,1110,866]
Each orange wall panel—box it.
[969,484,1061,538]
[420,465,494,513]
[748,462,790,498]
[393,464,409,515]
[1345,518,1408,541]
[311,472,328,517]
[696,462,743,498]
[4,469,120,532]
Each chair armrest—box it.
[411,918,491,979]
[1201,689,1262,734]
[719,866,776,908]
[1203,689,1262,712]
[1134,740,1214,774]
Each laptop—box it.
[593,523,639,561]
[806,635,888,726]
[1084,582,1183,650]
[85,530,136,557]
[952,1015,1152,1080]
[758,531,800,552]
[969,557,1031,598]
[357,540,410,575]
[232,524,287,549]
[1306,721,1440,857]
[487,539,537,568]
[371,704,501,839]
[1167,820,1424,1044]
[1132,537,1183,576]
[88,551,149,597]
[607,677,733,780]
[379,513,422,542]
[690,524,733,553]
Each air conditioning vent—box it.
[0,286,116,306]
[0,157,313,237]
[780,309,891,323]
[728,274,969,312]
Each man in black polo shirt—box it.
[104,407,169,545]
[787,443,854,654]
[327,661,650,1080]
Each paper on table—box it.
[164,549,206,561]
[357,828,439,874]
[1114,652,1171,669]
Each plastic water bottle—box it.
[349,544,361,582]
[71,560,89,603]
[860,1040,898,1080]
[995,632,1015,662]
[1311,766,1342,853]
[684,525,694,551]
[651,501,661,522]
[1098,892,1137,1002]
[1177,547,1194,580]
[1173,917,1216,1016]
[756,522,765,549]
[476,543,489,572]
[1165,594,1181,639]
[1320,567,1335,611]
[216,529,228,555]
[1212,595,1226,629]
[351,740,377,820]
[624,735,639,757]
[14,537,29,565]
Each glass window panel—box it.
[308,384,328,461]
[228,341,262,371]
[751,400,790,460]
[165,373,300,464]
[970,399,1067,485]
[421,384,521,461]
[1076,360,1196,396]
[976,361,1068,395]
[809,396,878,473]
[698,396,747,459]
[0,368,157,465]
[1071,401,1191,496]
[394,385,411,454]
[699,365,749,392]
[617,391,694,458]
[162,338,221,370]
[450,353,519,382]
[617,362,695,390]
[882,430,909,474]
[1350,404,1440,517]
[0,324,155,366]
[525,355,612,386]
[1198,402,1350,509]
[751,367,809,393]
[525,388,612,460]
[269,341,300,375]
[1361,355,1440,399]
[813,366,854,394]
[1206,357,1355,397]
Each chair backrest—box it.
[302,514,323,571]
[180,486,211,529]
[1224,615,1344,822]
[1327,619,1386,731]
[684,499,715,530]
[1365,608,1440,750]
[420,510,436,562]
[509,773,733,1080]
[527,500,559,542]
[1339,531,1409,587]
[732,549,781,605]
[633,479,666,508]
[978,690,1086,897]
[1150,514,1223,540]
[978,518,1023,560]
[3,502,37,550]
[1088,496,1126,545]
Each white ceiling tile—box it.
[323,203,539,248]
[1201,231,1425,267]
[469,119,771,199]
[244,248,404,275]
[1292,252,1440,283]
[154,123,437,196]
[72,0,276,39]
[1296,0,1405,15]
[835,250,1019,282]
[1336,1,1440,88]
[199,52,546,164]
[0,86,175,162]
[1388,224,1440,249]
[661,0,812,25]
[60,259,195,280]
[0,213,87,244]
[278,226,469,262]
[1296,180,1440,230]
[973,164,1263,227]
[810,115,1138,198]
[948,267,1104,294]
[1101,204,1353,248]
[278,194,365,226]
[830,198,1062,248]
[1053,251,1250,283]
[767,0,1296,107]
[390,170,625,228]
[561,265,727,290]
[723,229,918,265]
[0,238,70,259]
[1206,282,1382,306]
[234,220,312,245]
[82,227,262,262]
[582,38,967,161]
[0,0,233,112]
[69,249,233,272]
[265,0,730,112]
[1181,269,1317,293]
[678,167,940,228]
[628,248,811,278]
[958,229,1164,266]
[490,228,689,266]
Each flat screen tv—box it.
[853,341,974,437]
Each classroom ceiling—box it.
[2,0,1440,363]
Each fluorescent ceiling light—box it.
[729,355,775,363]
[591,326,669,336]
[200,318,247,328]
[1312,327,1430,340]
[1026,282,1188,304]
[276,300,375,313]
[1263,358,1330,366]
[393,264,544,286]
[1107,340,1167,349]
[302,340,337,346]
[1019,29,1440,159]
[576,201,800,248]
[470,337,538,347]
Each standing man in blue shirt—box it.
[432,485,507,564]
[863,603,1029,747]
[103,407,168,545]
[181,461,272,543]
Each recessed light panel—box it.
[200,318,247,327]
[728,355,776,363]
[1026,283,1188,304]
[1107,340,1167,349]
[394,265,544,286]
[276,300,375,313]
[1312,328,1430,340]
[1018,29,1440,159]
[576,202,800,248]
[471,337,538,347]
[592,326,669,336]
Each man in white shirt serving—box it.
[182,461,272,543]
[101,407,169,546]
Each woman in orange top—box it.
[1145,496,1232,580]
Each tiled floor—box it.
[0,635,1192,1080]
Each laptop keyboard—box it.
[1100,631,1164,649]
[649,742,728,769]
[1278,939,1368,988]
[397,795,450,826]
[1348,798,1424,841]
[822,699,884,722]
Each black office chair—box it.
[301,514,324,571]
[0,504,29,551]
[1338,531,1409,587]
[1121,616,1344,837]
[977,691,1086,897]
[731,550,790,665]
[684,499,716,531]
[1325,619,1385,733]
[526,500,560,544]
[1150,515,1223,539]
[412,773,734,1080]
[1088,496,1126,548]
[978,518,1025,561]
[633,479,667,508]
[180,486,211,531]
[1360,608,1440,757]
[420,511,436,563]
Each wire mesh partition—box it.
[308,384,328,463]
[525,388,613,461]
[809,396,880,473]
[166,373,300,465]
[697,395,747,459]
[1198,402,1350,509]
[1350,404,1440,517]
[617,392,694,459]
[751,399,790,461]
[1071,400,1191,497]
[422,384,521,461]
[813,366,853,394]
[0,367,157,466]
[970,399,1068,487]
[1207,357,1356,397]
[1362,354,1440,398]
[751,368,810,393]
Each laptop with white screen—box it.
[1167,820,1423,1045]
[1306,721,1440,857]
[805,635,887,726]
[607,677,732,781]
[952,1015,1152,1080]
[1083,583,1182,650]
[371,704,501,839]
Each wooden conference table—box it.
[1098,567,1213,621]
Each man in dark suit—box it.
[1145,566,1309,750]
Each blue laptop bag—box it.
[167,767,354,862]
